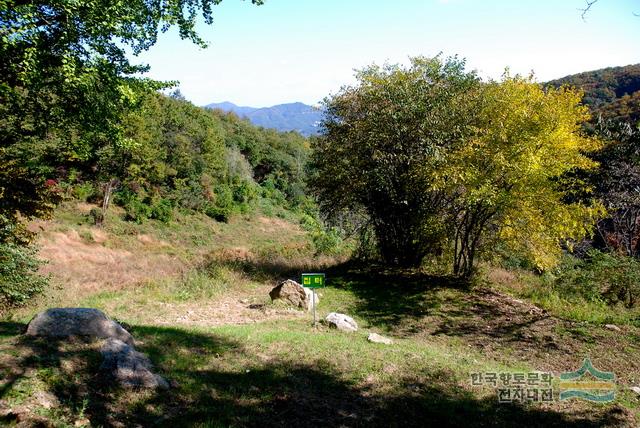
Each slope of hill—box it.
[206,101,322,136]
[547,64,640,124]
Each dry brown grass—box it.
[256,215,304,234]
[38,229,184,298]
[485,266,518,286]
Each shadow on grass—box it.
[204,257,587,363]
[324,263,470,328]
[208,255,327,284]
[0,321,629,427]
[0,321,25,338]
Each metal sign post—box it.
[302,273,325,327]
[312,289,316,326]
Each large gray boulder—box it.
[26,308,134,345]
[100,338,169,389]
[325,312,358,332]
[269,280,318,311]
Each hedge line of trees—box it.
[547,64,640,124]
[2,0,639,309]
[0,88,313,308]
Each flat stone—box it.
[325,312,358,332]
[100,338,168,389]
[26,308,134,345]
[630,386,640,395]
[367,332,393,345]
[604,324,621,332]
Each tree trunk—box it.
[98,178,118,226]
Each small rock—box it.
[75,418,91,427]
[0,400,11,417]
[630,386,640,395]
[325,313,358,332]
[100,338,169,389]
[239,298,249,304]
[367,333,393,345]
[26,308,134,345]
[33,391,59,409]
[303,287,320,311]
[605,324,621,332]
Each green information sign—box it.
[301,273,325,289]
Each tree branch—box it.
[580,0,599,21]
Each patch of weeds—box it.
[4,376,45,404]
[78,229,94,243]
[498,266,640,327]
[556,324,596,344]
[175,266,234,301]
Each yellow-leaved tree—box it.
[437,76,605,277]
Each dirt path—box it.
[149,286,306,327]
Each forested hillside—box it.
[547,63,640,124]
[1,88,318,308]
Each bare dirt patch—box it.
[136,233,170,247]
[151,291,306,328]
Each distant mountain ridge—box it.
[205,101,322,136]
[207,64,640,137]
[546,64,640,124]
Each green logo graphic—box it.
[301,273,325,289]
[559,358,616,402]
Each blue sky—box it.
[134,0,640,107]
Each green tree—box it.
[0,0,261,306]
[439,76,604,277]
[311,57,481,267]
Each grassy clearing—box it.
[0,202,638,426]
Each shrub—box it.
[299,213,345,256]
[73,182,95,202]
[88,207,104,226]
[124,198,152,224]
[311,228,343,256]
[205,185,234,222]
[234,179,257,201]
[150,198,173,223]
[0,243,47,308]
[553,250,640,308]
[171,178,207,211]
